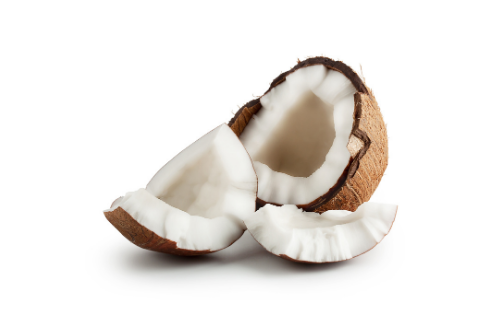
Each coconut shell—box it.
[104,207,215,256]
[228,57,388,212]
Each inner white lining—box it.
[107,189,246,251]
[155,147,230,219]
[147,125,257,221]
[239,65,356,205]
[105,124,258,251]
[244,202,397,263]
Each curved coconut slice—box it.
[244,202,397,263]
[104,124,258,255]
[229,57,388,212]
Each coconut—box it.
[229,57,388,212]
[104,124,258,255]
[244,202,397,263]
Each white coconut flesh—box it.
[239,65,357,205]
[244,202,397,263]
[105,124,258,252]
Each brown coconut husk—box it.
[228,57,388,213]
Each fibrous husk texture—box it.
[322,90,388,212]
[228,57,388,212]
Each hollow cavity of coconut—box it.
[229,57,388,212]
[104,124,258,255]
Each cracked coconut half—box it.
[104,124,258,255]
[229,57,388,212]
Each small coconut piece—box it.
[104,124,258,255]
[244,202,397,263]
[229,57,388,212]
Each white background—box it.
[1,1,499,332]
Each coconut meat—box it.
[244,202,397,263]
[239,65,357,205]
[105,124,258,252]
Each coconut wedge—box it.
[104,124,258,255]
[244,202,397,263]
[229,57,388,212]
